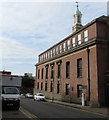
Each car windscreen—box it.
[38,94,44,96]
[2,87,19,94]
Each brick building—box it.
[34,5,109,107]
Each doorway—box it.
[105,85,109,107]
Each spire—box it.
[75,1,81,14]
[72,2,83,33]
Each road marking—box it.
[20,106,40,120]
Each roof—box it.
[39,15,109,56]
[76,7,82,15]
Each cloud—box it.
[0,37,40,59]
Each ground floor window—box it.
[37,82,39,89]
[41,82,43,90]
[77,85,82,97]
[66,84,70,95]
[45,81,47,91]
[57,81,60,94]
[50,81,53,92]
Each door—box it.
[105,85,109,107]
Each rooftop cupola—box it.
[72,2,83,33]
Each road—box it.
[21,97,108,119]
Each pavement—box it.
[46,99,109,118]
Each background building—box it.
[34,5,109,107]
[0,71,22,87]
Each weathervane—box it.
[75,1,79,8]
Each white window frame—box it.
[51,50,52,57]
[48,52,50,58]
[46,53,47,59]
[84,30,88,42]
[60,45,62,53]
[78,34,81,45]
[67,40,70,50]
[53,49,55,56]
[44,54,45,60]
[56,47,58,55]
[63,42,66,52]
[72,37,75,47]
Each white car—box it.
[34,93,45,101]
[25,93,33,98]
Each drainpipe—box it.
[87,48,90,102]
[52,70,54,102]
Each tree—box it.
[22,73,34,88]
[21,74,35,94]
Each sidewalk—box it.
[47,99,109,117]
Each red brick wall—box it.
[35,45,100,104]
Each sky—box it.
[0,0,108,76]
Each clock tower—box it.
[72,2,83,33]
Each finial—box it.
[75,1,79,8]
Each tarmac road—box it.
[21,97,108,120]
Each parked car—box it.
[34,93,45,101]
[25,93,33,98]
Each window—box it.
[78,34,81,45]
[41,68,44,79]
[67,40,70,50]
[84,30,88,42]
[45,67,48,79]
[38,69,40,79]
[63,42,66,52]
[56,47,58,55]
[77,15,81,23]
[37,82,39,89]
[50,81,53,92]
[66,61,70,78]
[72,37,75,47]
[40,56,42,62]
[57,64,61,78]
[45,81,47,91]
[77,58,82,77]
[51,66,54,79]
[41,82,43,90]
[43,54,45,60]
[49,51,51,58]
[60,45,62,53]
[50,50,52,57]
[39,56,41,62]
[66,84,70,95]
[77,85,82,97]
[57,81,60,94]
[53,49,55,56]
[46,53,48,59]
[41,55,43,61]
[48,52,50,58]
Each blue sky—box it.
[0,1,108,76]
